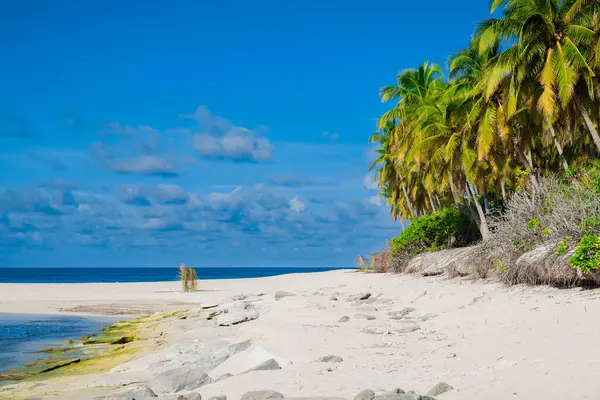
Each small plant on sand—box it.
[570,235,600,275]
[188,267,198,291]
[179,264,199,292]
[556,237,570,255]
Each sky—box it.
[0,0,493,267]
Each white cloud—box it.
[368,195,383,207]
[363,174,379,190]
[289,196,306,213]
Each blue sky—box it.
[0,0,492,267]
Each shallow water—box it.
[0,313,118,374]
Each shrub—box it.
[480,171,600,285]
[179,264,199,292]
[570,235,600,275]
[390,206,480,271]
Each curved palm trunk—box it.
[426,191,437,212]
[401,183,415,216]
[549,125,570,172]
[515,144,540,191]
[576,98,600,152]
[448,174,460,203]
[500,178,507,202]
[466,179,491,241]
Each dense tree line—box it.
[371,0,600,240]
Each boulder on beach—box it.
[427,382,454,396]
[240,390,284,400]
[243,358,281,373]
[353,389,375,400]
[217,309,259,326]
[151,368,212,394]
[316,355,343,363]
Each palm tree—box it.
[484,0,600,152]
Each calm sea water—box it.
[0,313,118,375]
[0,266,351,283]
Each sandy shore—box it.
[2,270,600,399]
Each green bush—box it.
[570,235,600,275]
[391,206,480,257]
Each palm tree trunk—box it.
[500,178,507,202]
[483,194,491,215]
[434,193,442,209]
[401,183,415,216]
[576,98,600,152]
[466,179,491,240]
[549,125,569,172]
[448,174,460,202]
[515,144,540,191]
[426,191,437,212]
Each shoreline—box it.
[1,270,600,399]
[0,270,358,317]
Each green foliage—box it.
[527,218,539,230]
[492,258,506,274]
[513,240,524,250]
[542,227,551,237]
[390,206,480,256]
[570,235,600,275]
[579,217,600,235]
[556,237,570,255]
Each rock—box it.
[285,398,346,400]
[373,395,416,400]
[131,387,159,399]
[207,396,226,400]
[395,326,420,334]
[388,389,405,395]
[179,393,202,400]
[240,390,284,400]
[101,386,158,400]
[419,313,436,322]
[427,382,454,397]
[159,395,185,400]
[316,355,343,363]
[151,368,212,394]
[201,302,219,309]
[217,309,259,326]
[356,305,377,313]
[387,308,416,319]
[347,292,371,302]
[231,294,248,301]
[274,291,295,300]
[354,314,376,320]
[228,339,253,355]
[330,295,338,301]
[354,389,375,400]
[213,373,233,382]
[338,316,350,323]
[243,358,281,373]
[178,316,188,320]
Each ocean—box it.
[0,313,118,377]
[0,266,351,284]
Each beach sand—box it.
[1,270,600,399]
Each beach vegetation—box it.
[179,264,198,292]
[369,0,600,285]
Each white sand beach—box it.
[2,270,600,400]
